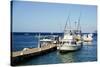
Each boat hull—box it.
[83,39,93,42]
[57,43,82,52]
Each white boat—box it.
[58,35,82,51]
[82,34,93,42]
[40,38,53,42]
[39,36,54,47]
[57,32,82,52]
[57,14,82,52]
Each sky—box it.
[12,1,97,33]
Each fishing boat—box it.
[57,14,82,52]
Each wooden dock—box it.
[11,44,57,65]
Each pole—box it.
[38,33,40,48]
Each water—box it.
[12,32,97,65]
[12,35,38,51]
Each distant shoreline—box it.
[11,32,63,36]
[11,32,97,36]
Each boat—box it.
[38,35,53,47]
[38,34,59,48]
[82,33,93,42]
[57,14,82,52]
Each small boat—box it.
[39,36,53,48]
[38,34,59,48]
[82,34,93,42]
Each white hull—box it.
[57,43,82,51]
[83,38,93,42]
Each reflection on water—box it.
[58,52,75,63]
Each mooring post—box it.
[38,33,41,51]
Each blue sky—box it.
[12,1,97,33]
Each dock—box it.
[11,44,57,65]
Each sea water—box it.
[12,32,97,65]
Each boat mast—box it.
[77,12,81,33]
[75,21,77,31]
[64,13,71,34]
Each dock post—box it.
[38,33,41,51]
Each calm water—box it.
[12,33,97,65]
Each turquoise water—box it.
[12,33,97,65]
